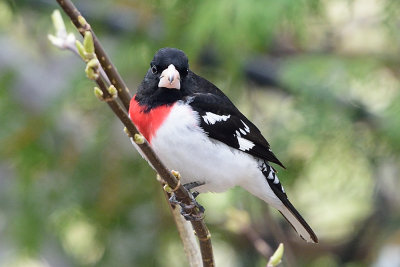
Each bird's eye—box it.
[151,65,158,74]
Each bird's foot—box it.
[183,181,205,191]
[181,182,205,220]
[192,191,200,199]
[169,191,205,221]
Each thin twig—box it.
[51,1,215,266]
[56,0,131,111]
[48,16,111,85]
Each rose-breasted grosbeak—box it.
[129,48,318,243]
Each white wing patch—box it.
[234,120,254,151]
[241,120,250,133]
[237,136,255,151]
[202,112,231,125]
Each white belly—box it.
[150,102,260,193]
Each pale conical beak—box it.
[158,64,181,90]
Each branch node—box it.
[77,15,90,31]
[86,58,99,68]
[123,127,132,137]
[85,58,100,80]
[133,133,145,144]
[93,86,103,100]
[102,95,117,102]
[85,66,99,80]
[93,86,115,102]
[171,170,181,180]
[195,231,212,241]
[108,85,118,98]
[164,179,181,193]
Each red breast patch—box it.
[129,95,173,143]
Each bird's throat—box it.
[129,95,174,143]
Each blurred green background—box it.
[1,0,400,266]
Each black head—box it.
[135,48,192,109]
[151,48,189,77]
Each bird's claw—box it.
[192,191,200,199]
[169,192,205,221]
[180,209,204,221]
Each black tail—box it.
[277,197,318,243]
[261,162,318,243]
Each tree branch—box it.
[50,2,214,266]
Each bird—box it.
[129,47,318,243]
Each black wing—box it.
[185,89,285,168]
